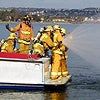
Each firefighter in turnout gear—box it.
[39,27,54,56]
[32,40,45,57]
[50,25,67,80]
[32,27,46,56]
[6,15,34,54]
[59,43,69,77]
[60,28,70,77]
[1,33,17,53]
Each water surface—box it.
[0,23,100,100]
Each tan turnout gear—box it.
[38,27,54,57]
[53,28,65,48]
[59,43,69,77]
[1,33,17,53]
[50,26,63,79]
[6,15,34,54]
[33,42,44,56]
[16,22,34,54]
[51,52,62,79]
[40,31,53,50]
[50,26,69,80]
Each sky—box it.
[0,0,100,9]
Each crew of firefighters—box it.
[0,15,70,80]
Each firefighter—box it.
[50,25,66,80]
[60,28,70,77]
[6,15,34,54]
[59,43,69,77]
[32,40,45,57]
[32,27,45,56]
[39,27,54,56]
[1,33,17,53]
[46,25,53,35]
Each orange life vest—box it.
[18,23,34,41]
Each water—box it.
[0,23,100,100]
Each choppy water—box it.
[0,23,100,100]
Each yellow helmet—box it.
[46,26,53,32]
[53,25,60,30]
[7,33,17,40]
[46,25,52,29]
[60,28,66,34]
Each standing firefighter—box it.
[50,25,67,80]
[39,27,54,56]
[59,28,69,77]
[6,15,34,54]
[32,27,46,57]
[32,26,53,57]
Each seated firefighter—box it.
[1,33,17,53]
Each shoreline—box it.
[0,21,72,24]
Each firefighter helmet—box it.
[8,33,17,40]
[53,25,60,30]
[46,25,53,32]
[60,28,66,34]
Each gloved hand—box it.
[5,24,11,31]
[33,37,38,43]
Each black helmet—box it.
[23,15,31,21]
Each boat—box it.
[0,52,72,90]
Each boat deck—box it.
[45,75,72,86]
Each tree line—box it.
[0,8,43,22]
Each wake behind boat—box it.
[0,52,71,90]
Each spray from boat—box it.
[63,24,100,71]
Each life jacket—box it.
[18,23,33,42]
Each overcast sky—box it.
[0,0,100,9]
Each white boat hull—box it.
[0,52,72,90]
